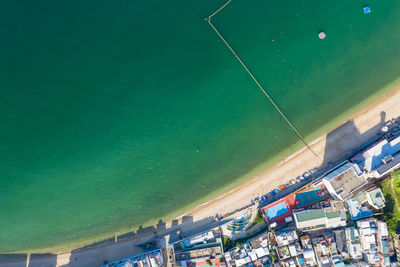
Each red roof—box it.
[261,198,293,227]
[261,185,326,227]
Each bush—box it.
[223,237,236,251]
[247,211,265,230]
[379,175,400,235]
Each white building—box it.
[345,227,363,260]
[356,133,400,177]
[288,242,302,257]
[357,219,380,265]
[366,188,386,210]
[322,162,367,201]
[293,209,346,231]
[378,221,388,238]
[303,249,317,266]
[275,228,298,247]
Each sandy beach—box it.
[3,86,400,267]
[183,86,400,222]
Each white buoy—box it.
[318,31,326,39]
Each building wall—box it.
[322,180,342,201]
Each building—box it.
[357,219,378,236]
[224,231,272,267]
[275,227,298,247]
[347,186,386,221]
[288,242,302,257]
[302,249,317,266]
[357,219,380,265]
[345,227,362,260]
[293,209,346,231]
[378,221,389,238]
[101,249,164,267]
[292,186,326,209]
[331,255,345,267]
[333,230,347,254]
[347,198,373,220]
[261,198,293,228]
[366,188,386,210]
[261,186,326,228]
[373,152,400,177]
[322,162,367,201]
[353,131,400,177]
[377,222,390,266]
[274,229,304,266]
[171,228,224,266]
[298,235,317,266]
[312,237,331,267]
[299,235,312,250]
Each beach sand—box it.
[3,86,400,267]
[183,85,400,222]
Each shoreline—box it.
[2,84,400,266]
[181,83,400,224]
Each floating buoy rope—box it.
[205,0,321,161]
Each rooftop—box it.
[381,239,390,255]
[275,228,298,247]
[174,244,223,262]
[347,199,373,220]
[326,211,340,219]
[378,222,388,237]
[375,152,400,176]
[323,162,366,200]
[293,186,326,209]
[264,201,289,221]
[300,235,312,249]
[333,230,346,253]
[345,227,360,241]
[261,185,326,228]
[288,242,302,257]
[357,218,378,233]
[295,209,325,222]
[367,188,385,209]
[360,134,400,171]
[384,255,390,266]
[296,209,325,222]
[293,208,347,231]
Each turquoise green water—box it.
[1,0,400,253]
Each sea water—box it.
[1,0,400,252]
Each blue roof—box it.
[265,201,289,220]
[358,136,400,171]
[347,199,373,220]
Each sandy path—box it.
[2,87,400,267]
[390,176,400,213]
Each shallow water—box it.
[1,0,400,252]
